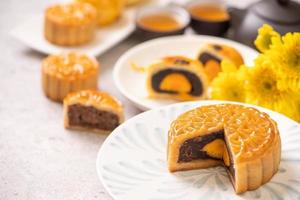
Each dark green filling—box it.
[151,68,203,96]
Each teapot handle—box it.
[228,7,246,30]
[277,0,290,6]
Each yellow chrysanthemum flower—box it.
[254,24,280,53]
[211,60,246,102]
[244,56,294,113]
[269,32,300,92]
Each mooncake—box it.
[42,52,99,102]
[146,56,208,101]
[197,44,244,81]
[168,104,281,194]
[63,90,124,133]
[45,2,97,46]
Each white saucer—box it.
[97,100,300,200]
[113,35,259,111]
[11,11,135,56]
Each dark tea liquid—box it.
[138,13,182,32]
[188,4,229,21]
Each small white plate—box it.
[97,100,300,200]
[11,0,173,56]
[113,35,259,111]
[11,10,135,56]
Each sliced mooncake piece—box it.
[146,56,208,101]
[63,90,124,133]
[197,44,244,81]
[168,104,281,194]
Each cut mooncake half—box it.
[146,56,209,101]
[167,104,281,194]
[63,90,124,133]
[197,44,244,81]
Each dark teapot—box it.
[230,0,300,47]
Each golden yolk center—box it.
[202,138,231,166]
[160,73,191,93]
[203,139,225,159]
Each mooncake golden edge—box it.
[167,105,281,194]
[44,3,97,46]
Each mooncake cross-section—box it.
[63,90,124,133]
[146,56,209,101]
[197,44,244,81]
[167,104,281,194]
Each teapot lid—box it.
[252,0,300,24]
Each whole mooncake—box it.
[146,56,209,101]
[42,52,99,102]
[63,90,124,133]
[45,2,97,46]
[167,104,281,194]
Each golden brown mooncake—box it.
[197,44,244,81]
[146,56,209,101]
[63,90,124,133]
[42,52,99,102]
[45,2,97,46]
[167,104,281,194]
[77,0,124,26]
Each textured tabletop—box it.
[0,1,141,199]
[0,0,275,199]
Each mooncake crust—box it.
[167,104,281,194]
[44,2,97,46]
[42,52,99,102]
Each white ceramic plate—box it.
[11,10,135,56]
[113,35,259,111]
[11,0,173,56]
[97,100,300,200]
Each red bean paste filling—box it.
[68,104,119,131]
[178,130,235,178]
[151,68,203,96]
[198,52,221,65]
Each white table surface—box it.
[0,0,287,199]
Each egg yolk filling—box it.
[160,73,192,93]
[151,68,203,97]
[178,130,233,175]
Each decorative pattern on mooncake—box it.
[45,2,97,46]
[197,44,244,81]
[168,104,281,194]
[146,56,209,101]
[63,90,124,133]
[42,52,99,102]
